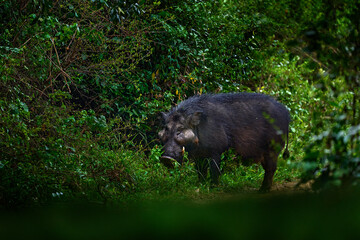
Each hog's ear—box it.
[159,112,167,124]
[190,111,202,126]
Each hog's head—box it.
[158,111,201,167]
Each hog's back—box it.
[179,93,290,158]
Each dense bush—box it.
[0,0,159,206]
[291,0,360,190]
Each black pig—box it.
[158,93,290,192]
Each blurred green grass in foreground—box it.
[1,190,359,240]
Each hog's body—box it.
[159,93,290,192]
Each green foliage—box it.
[149,0,287,96]
[299,79,359,190]
[301,115,360,190]
[0,94,123,206]
[289,0,360,190]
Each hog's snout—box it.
[160,146,185,168]
[160,155,176,168]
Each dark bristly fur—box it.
[159,93,290,192]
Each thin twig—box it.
[15,71,49,98]
[293,46,328,70]
[66,28,78,51]
[50,37,71,93]
[47,41,53,91]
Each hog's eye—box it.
[175,129,185,138]
[177,127,184,132]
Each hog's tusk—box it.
[181,146,185,155]
[161,156,176,161]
